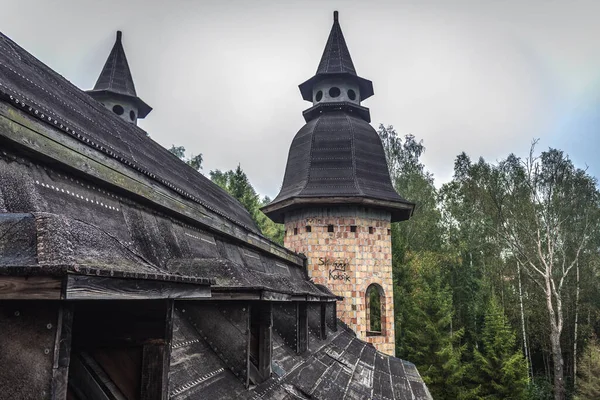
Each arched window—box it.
[365,284,385,336]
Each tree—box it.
[473,295,529,399]
[476,143,600,399]
[210,166,284,245]
[377,125,442,255]
[168,145,203,171]
[397,252,472,400]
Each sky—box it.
[1,0,599,198]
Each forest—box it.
[169,124,600,400]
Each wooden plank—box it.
[65,275,210,300]
[211,290,261,301]
[320,303,327,340]
[297,302,308,354]
[161,300,174,400]
[261,291,291,301]
[0,276,62,300]
[140,344,167,400]
[51,304,73,400]
[258,303,272,380]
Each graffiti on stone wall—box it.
[319,257,351,282]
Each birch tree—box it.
[483,143,599,400]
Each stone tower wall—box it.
[284,206,395,355]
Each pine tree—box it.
[210,166,284,245]
[398,252,472,399]
[473,295,529,399]
[575,336,600,399]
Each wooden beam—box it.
[140,343,166,400]
[65,275,210,300]
[261,291,291,301]
[51,304,74,400]
[297,303,308,354]
[0,276,62,300]
[320,303,327,340]
[258,303,272,380]
[210,290,261,301]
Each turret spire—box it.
[298,11,374,122]
[86,31,151,125]
[93,31,137,97]
[316,11,356,75]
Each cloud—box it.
[1,0,598,198]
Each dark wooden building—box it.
[0,11,432,400]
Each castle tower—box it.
[86,31,151,125]
[262,11,414,356]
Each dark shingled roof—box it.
[86,31,152,118]
[262,111,414,222]
[299,11,374,102]
[93,31,137,97]
[169,306,432,399]
[0,30,257,232]
[316,11,356,75]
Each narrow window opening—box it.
[293,228,298,235]
[369,227,374,234]
[350,225,357,233]
[305,225,311,233]
[327,225,334,233]
[366,284,385,336]
[387,229,391,236]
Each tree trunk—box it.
[573,260,580,387]
[517,261,532,380]
[550,329,566,400]
[545,276,565,400]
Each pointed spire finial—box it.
[334,10,339,22]
[116,31,122,42]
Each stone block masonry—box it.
[284,206,395,356]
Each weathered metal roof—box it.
[262,111,414,222]
[169,306,432,399]
[316,11,356,75]
[0,30,257,233]
[93,31,137,97]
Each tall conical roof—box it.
[93,31,137,97]
[298,11,373,102]
[262,12,414,223]
[316,11,356,75]
[87,31,152,119]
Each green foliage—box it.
[210,165,284,245]
[368,286,381,332]
[575,337,600,399]
[378,124,442,255]
[397,252,472,400]
[472,296,529,399]
[168,144,203,171]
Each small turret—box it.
[86,31,151,125]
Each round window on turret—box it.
[329,87,341,98]
[130,110,136,121]
[112,105,124,115]
[348,89,357,101]
[315,90,323,102]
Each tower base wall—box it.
[284,206,395,355]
